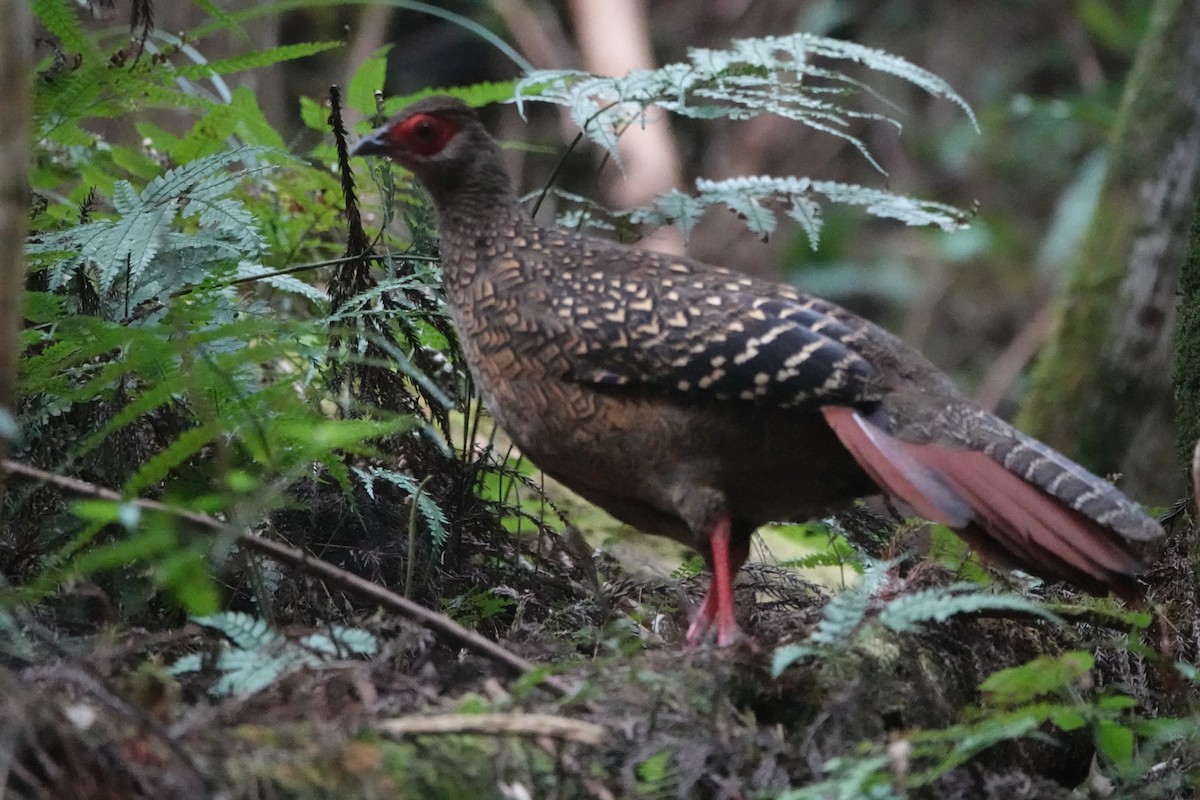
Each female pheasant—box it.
[352,96,1162,647]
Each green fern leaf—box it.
[89,201,180,288]
[348,46,391,114]
[632,190,707,239]
[517,32,976,174]
[772,558,895,675]
[190,0,242,35]
[302,626,379,657]
[721,188,778,239]
[174,42,343,81]
[786,196,824,249]
[194,611,277,651]
[78,378,180,454]
[234,262,328,304]
[356,467,451,550]
[779,551,860,571]
[632,175,968,245]
[879,583,1062,634]
[32,0,89,55]
[123,424,217,497]
[176,613,379,698]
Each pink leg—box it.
[685,512,748,648]
[686,585,720,644]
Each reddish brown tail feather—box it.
[821,405,1144,598]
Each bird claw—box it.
[684,587,753,650]
[684,614,759,653]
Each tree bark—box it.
[1176,199,1200,473]
[1018,0,1200,501]
[0,0,32,498]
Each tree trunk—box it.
[1017,0,1200,501]
[0,0,32,497]
[1176,200,1200,473]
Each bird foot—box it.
[684,614,759,653]
[684,584,750,649]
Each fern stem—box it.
[404,475,432,599]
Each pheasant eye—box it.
[393,113,459,157]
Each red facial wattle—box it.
[389,113,459,157]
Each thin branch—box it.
[377,712,605,745]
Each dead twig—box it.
[377,712,605,746]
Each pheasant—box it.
[351,96,1163,647]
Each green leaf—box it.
[980,651,1094,707]
[79,378,180,455]
[772,643,817,676]
[123,424,217,497]
[1097,693,1138,711]
[71,500,142,530]
[1094,720,1135,766]
[174,41,343,81]
[378,80,522,117]
[191,0,243,36]
[920,714,1043,778]
[32,0,89,55]
[300,95,329,131]
[229,87,286,149]
[356,468,451,549]
[635,750,672,790]
[158,549,220,615]
[1047,706,1087,731]
[348,45,391,114]
[63,525,178,577]
[194,611,276,651]
[879,583,1061,634]
[278,415,416,452]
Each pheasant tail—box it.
[821,406,1146,599]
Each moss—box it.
[1019,0,1189,482]
[1175,197,1200,467]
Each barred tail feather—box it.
[821,405,1145,598]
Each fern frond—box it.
[879,583,1062,634]
[772,558,895,675]
[171,612,379,698]
[631,175,969,247]
[123,424,218,497]
[301,626,379,658]
[190,0,242,36]
[355,467,451,549]
[234,262,329,304]
[30,146,285,299]
[174,42,343,81]
[194,611,276,651]
[780,551,862,571]
[516,32,976,172]
[31,0,90,55]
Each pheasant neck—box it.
[428,168,534,291]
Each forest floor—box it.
[5,488,1198,800]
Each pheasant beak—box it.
[349,126,391,157]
